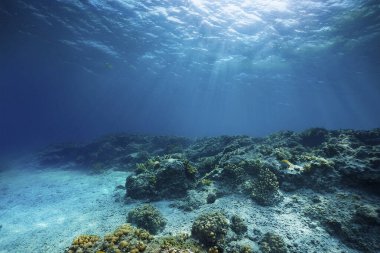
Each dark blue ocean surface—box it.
[1,0,380,154]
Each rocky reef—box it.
[125,157,197,200]
[40,128,380,253]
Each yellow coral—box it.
[119,240,129,249]
[72,235,100,245]
[201,178,213,186]
[130,248,140,253]
[281,160,303,172]
[208,246,219,253]
[136,241,147,251]
[68,235,100,253]
[281,160,292,166]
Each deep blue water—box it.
[1,0,380,154]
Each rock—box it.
[304,196,380,252]
[126,158,197,200]
[173,190,206,211]
[354,205,380,225]
[126,173,157,199]
[299,128,329,147]
[207,193,217,204]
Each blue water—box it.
[1,0,380,154]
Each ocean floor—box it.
[0,129,379,253]
[0,162,129,253]
[0,162,356,253]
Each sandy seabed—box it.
[0,159,357,253]
[0,160,129,253]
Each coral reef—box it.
[126,157,197,200]
[125,173,157,199]
[65,224,154,253]
[304,194,380,253]
[66,235,100,253]
[191,211,229,246]
[42,128,380,197]
[219,163,246,186]
[230,215,247,236]
[127,204,167,234]
[64,223,210,253]
[101,224,152,253]
[42,128,380,253]
[243,167,280,206]
[259,233,288,253]
[39,135,191,170]
[149,234,205,253]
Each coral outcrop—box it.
[230,215,247,236]
[126,157,197,200]
[43,128,380,252]
[65,224,154,253]
[127,204,167,234]
[259,233,288,253]
[66,235,100,253]
[191,211,229,246]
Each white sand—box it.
[0,162,129,253]
[0,160,358,253]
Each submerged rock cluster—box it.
[125,157,197,200]
[41,128,380,253]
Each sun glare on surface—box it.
[190,0,290,16]
[189,0,291,34]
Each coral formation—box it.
[230,215,247,236]
[66,235,100,253]
[43,128,380,253]
[65,224,154,253]
[259,233,287,253]
[246,167,280,205]
[191,211,229,246]
[127,204,167,234]
[149,234,204,253]
[39,135,191,170]
[219,163,245,186]
[125,173,157,199]
[126,157,197,200]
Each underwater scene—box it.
[0,0,380,253]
